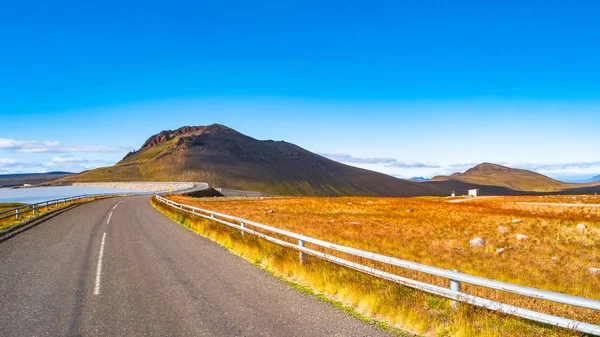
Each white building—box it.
[468,189,479,197]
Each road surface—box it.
[0,196,393,337]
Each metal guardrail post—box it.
[32,205,36,215]
[211,213,215,219]
[15,209,19,220]
[450,270,461,310]
[299,239,305,264]
[241,222,245,238]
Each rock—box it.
[590,268,600,275]
[512,219,522,224]
[495,248,505,254]
[516,234,529,241]
[348,221,360,225]
[497,226,509,233]
[366,201,374,205]
[576,224,586,231]
[551,256,559,261]
[266,209,275,214]
[469,238,485,247]
[406,208,414,213]
[347,202,353,205]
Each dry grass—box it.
[0,203,26,211]
[157,195,600,336]
[0,198,105,231]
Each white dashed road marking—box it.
[94,232,107,296]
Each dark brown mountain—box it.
[58,124,446,196]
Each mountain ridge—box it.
[0,172,74,188]
[58,124,444,197]
[56,125,600,196]
[429,162,600,193]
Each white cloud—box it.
[0,155,118,175]
[385,161,440,169]
[0,158,19,166]
[0,138,129,153]
[0,158,40,172]
[320,153,396,164]
[321,153,440,168]
[47,155,88,164]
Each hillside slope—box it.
[0,172,73,188]
[59,124,444,197]
[428,163,600,193]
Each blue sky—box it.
[1,1,599,181]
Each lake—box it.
[0,186,145,204]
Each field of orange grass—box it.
[454,194,600,204]
[156,195,599,336]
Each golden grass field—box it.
[0,198,104,231]
[156,195,600,336]
[0,203,26,211]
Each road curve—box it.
[0,196,393,337]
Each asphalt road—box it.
[0,196,393,337]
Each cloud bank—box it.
[320,153,600,182]
[0,138,129,153]
[320,153,440,168]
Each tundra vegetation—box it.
[154,194,600,336]
[0,198,104,231]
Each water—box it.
[0,186,144,204]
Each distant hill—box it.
[593,175,600,182]
[0,172,73,188]
[428,163,600,194]
[409,177,430,182]
[57,124,444,197]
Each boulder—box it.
[590,268,600,275]
[495,248,505,254]
[512,219,522,224]
[497,226,509,233]
[576,224,586,231]
[469,238,485,247]
[516,234,529,241]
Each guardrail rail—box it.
[0,191,153,228]
[155,195,600,335]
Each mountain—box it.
[0,172,73,188]
[409,177,430,182]
[428,163,600,193]
[593,175,600,182]
[57,124,444,197]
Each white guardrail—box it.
[155,195,600,335]
[0,191,155,225]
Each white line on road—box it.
[94,232,107,296]
[112,201,123,210]
[107,212,113,224]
